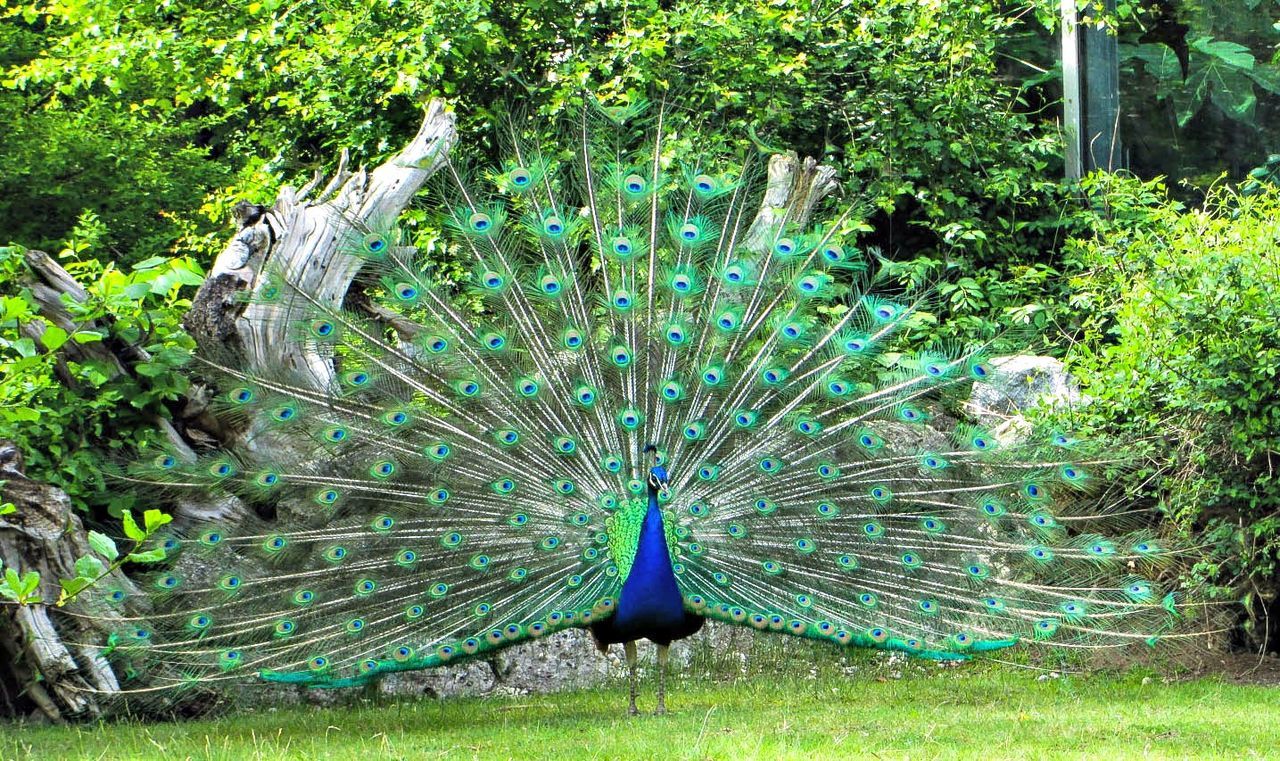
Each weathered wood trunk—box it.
[0,442,133,721]
[0,99,842,720]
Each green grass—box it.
[4,660,1276,760]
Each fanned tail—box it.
[76,100,1205,697]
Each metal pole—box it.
[1061,0,1083,179]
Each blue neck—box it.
[611,488,685,632]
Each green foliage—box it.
[1127,35,1280,127]
[1242,153,1280,195]
[1013,2,1280,187]
[0,245,198,514]
[0,506,173,606]
[0,0,1085,508]
[0,555,42,605]
[59,507,172,605]
[1117,1,1280,186]
[0,21,236,267]
[2,1,1068,308]
[1060,176,1280,621]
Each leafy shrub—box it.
[3,1,1070,329]
[1061,175,1280,642]
[0,244,198,515]
[0,22,236,268]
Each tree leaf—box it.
[125,548,167,563]
[5,408,39,422]
[134,362,167,378]
[19,570,41,598]
[173,264,207,286]
[72,329,105,344]
[1245,64,1280,96]
[1172,68,1210,127]
[1209,70,1258,122]
[131,256,171,271]
[58,576,93,603]
[122,283,152,299]
[74,554,107,580]
[143,508,172,534]
[1192,37,1255,71]
[121,509,145,541]
[41,324,69,351]
[87,530,120,561]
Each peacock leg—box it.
[624,640,639,715]
[655,644,669,715]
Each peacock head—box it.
[643,443,670,498]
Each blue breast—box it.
[612,496,686,635]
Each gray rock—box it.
[965,355,1085,434]
[295,623,768,705]
[378,658,497,699]
[362,629,605,700]
[490,629,609,693]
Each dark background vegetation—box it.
[1,0,1277,647]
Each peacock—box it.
[85,100,1195,715]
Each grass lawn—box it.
[3,658,1276,760]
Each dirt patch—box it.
[1078,646,1280,687]
[1174,650,1280,686]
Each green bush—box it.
[3,1,1069,326]
[0,22,236,268]
[1061,175,1280,639]
[0,244,198,515]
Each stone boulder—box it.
[965,355,1085,431]
[956,356,1086,578]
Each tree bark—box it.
[742,151,840,252]
[185,98,457,388]
[0,442,133,722]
